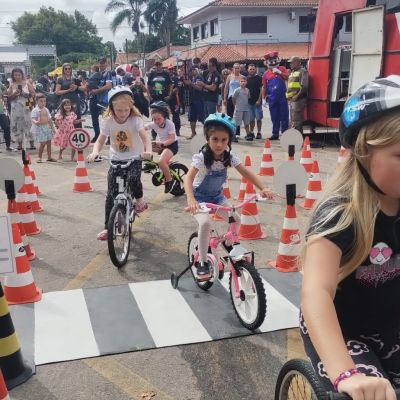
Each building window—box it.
[299,15,314,33]
[345,14,352,32]
[201,22,209,39]
[193,26,199,41]
[241,16,268,34]
[210,18,219,36]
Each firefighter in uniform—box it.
[262,51,289,140]
[287,56,309,134]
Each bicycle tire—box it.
[107,203,131,268]
[275,359,329,400]
[229,260,266,330]
[187,232,214,291]
[170,163,188,196]
[80,98,88,115]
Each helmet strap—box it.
[356,159,385,195]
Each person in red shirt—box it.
[261,51,289,140]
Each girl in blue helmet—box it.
[184,112,273,280]
[301,76,400,399]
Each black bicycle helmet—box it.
[204,113,236,139]
[339,75,400,148]
[150,101,170,118]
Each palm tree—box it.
[105,0,147,36]
[144,0,178,58]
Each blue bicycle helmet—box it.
[204,113,236,139]
[339,75,400,148]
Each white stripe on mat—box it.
[129,280,212,347]
[219,271,299,332]
[34,289,100,365]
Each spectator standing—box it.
[37,73,51,92]
[240,63,248,77]
[55,63,84,129]
[177,68,186,115]
[167,66,181,136]
[232,76,251,141]
[0,80,12,151]
[7,68,36,150]
[147,61,173,103]
[88,57,113,142]
[224,63,243,137]
[219,68,230,112]
[199,58,221,117]
[246,64,263,140]
[262,51,289,140]
[128,64,149,118]
[287,56,309,134]
[184,67,205,139]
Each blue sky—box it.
[0,0,200,49]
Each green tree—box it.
[11,7,104,57]
[171,26,190,46]
[125,33,161,53]
[144,0,178,57]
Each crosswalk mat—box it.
[10,269,301,366]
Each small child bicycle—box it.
[170,194,267,330]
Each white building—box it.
[179,0,320,48]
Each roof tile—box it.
[209,0,318,6]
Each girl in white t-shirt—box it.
[88,87,152,241]
[145,101,179,193]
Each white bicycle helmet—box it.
[107,85,133,104]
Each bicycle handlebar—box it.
[199,194,267,213]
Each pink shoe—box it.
[96,229,108,241]
[135,201,148,214]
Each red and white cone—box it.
[16,188,41,236]
[237,155,251,201]
[258,138,274,176]
[223,179,231,199]
[300,136,313,173]
[26,153,42,196]
[73,151,92,192]
[4,224,42,305]
[238,182,266,240]
[269,203,300,272]
[300,160,322,210]
[0,370,10,400]
[22,165,42,212]
[337,145,349,166]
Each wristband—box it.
[333,368,360,391]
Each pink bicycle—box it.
[170,195,267,330]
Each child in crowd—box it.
[31,93,56,163]
[301,76,400,399]
[232,76,251,140]
[53,98,84,161]
[87,86,152,241]
[144,101,179,194]
[184,113,273,280]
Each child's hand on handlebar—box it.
[87,152,98,163]
[185,199,200,215]
[143,152,153,161]
[260,187,274,200]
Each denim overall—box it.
[194,168,227,204]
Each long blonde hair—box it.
[103,93,141,119]
[305,110,400,282]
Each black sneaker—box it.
[256,132,262,139]
[94,155,102,162]
[196,262,211,281]
[245,133,254,141]
[269,135,279,141]
[164,179,177,193]
[232,136,238,143]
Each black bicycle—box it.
[275,359,400,400]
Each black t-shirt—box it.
[202,70,221,103]
[246,74,263,105]
[148,71,171,100]
[37,76,50,92]
[309,205,400,337]
[56,76,80,105]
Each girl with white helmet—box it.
[88,86,152,241]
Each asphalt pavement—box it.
[0,112,340,400]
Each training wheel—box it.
[170,272,179,289]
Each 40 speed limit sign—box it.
[68,129,92,151]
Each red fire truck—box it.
[306,0,400,134]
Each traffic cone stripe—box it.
[77,160,85,168]
[0,333,19,358]
[240,214,261,225]
[73,152,92,192]
[260,161,273,168]
[300,160,322,210]
[22,165,42,212]
[337,146,349,164]
[6,271,35,288]
[259,139,274,176]
[74,176,91,184]
[304,190,320,200]
[283,218,299,230]
[278,242,301,255]
[18,213,35,224]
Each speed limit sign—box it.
[69,129,91,151]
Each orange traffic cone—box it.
[73,151,92,192]
[300,160,322,210]
[238,182,266,240]
[237,155,251,201]
[337,145,349,165]
[258,138,274,176]
[22,165,42,212]
[300,136,313,173]
[3,224,42,305]
[269,203,300,272]
[223,179,231,199]
[0,370,10,400]
[26,153,42,196]
[16,187,41,236]
[7,197,36,261]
